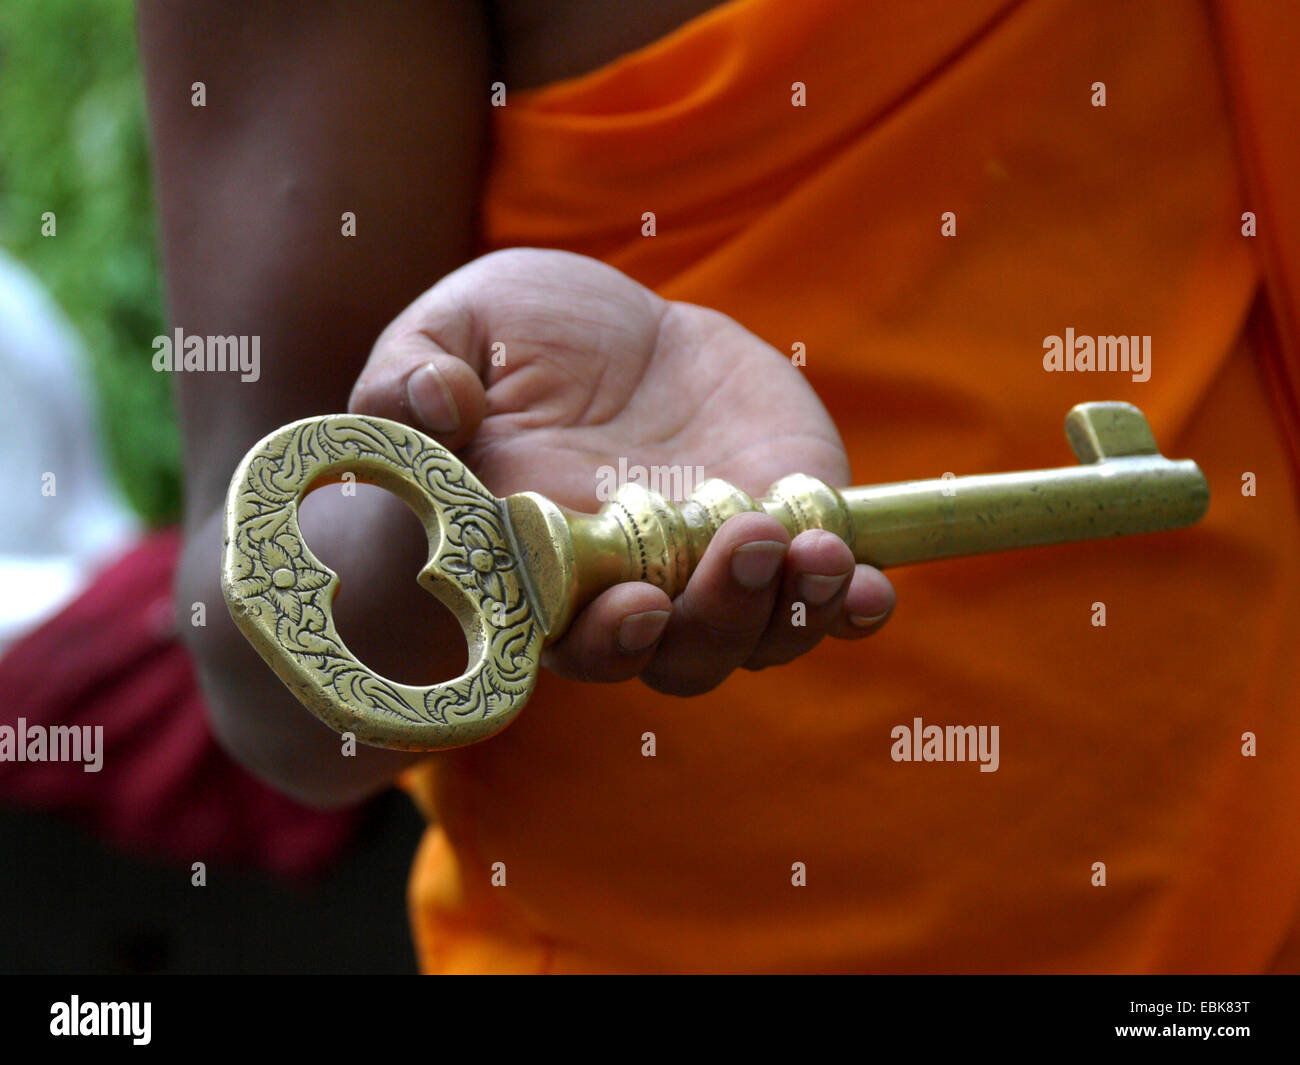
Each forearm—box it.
[138,0,491,804]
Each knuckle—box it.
[347,379,379,412]
[538,646,578,678]
[703,627,762,659]
[640,669,722,698]
[745,634,821,670]
[678,599,767,653]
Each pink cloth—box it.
[0,527,360,880]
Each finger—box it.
[639,512,790,697]
[541,582,674,684]
[743,529,855,670]
[348,331,487,451]
[828,564,896,639]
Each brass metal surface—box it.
[222,402,1208,751]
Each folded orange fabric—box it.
[404,0,1300,972]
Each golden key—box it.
[221,401,1208,751]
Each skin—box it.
[139,1,895,808]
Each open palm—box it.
[350,249,893,695]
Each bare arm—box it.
[139,0,491,806]
[140,3,895,809]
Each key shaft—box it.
[513,402,1207,638]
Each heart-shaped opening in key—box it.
[298,476,468,686]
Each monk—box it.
[140,0,1300,972]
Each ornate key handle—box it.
[221,417,545,750]
[222,402,1208,751]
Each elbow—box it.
[171,522,366,809]
[172,503,418,810]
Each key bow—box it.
[222,415,543,750]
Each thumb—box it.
[348,330,487,451]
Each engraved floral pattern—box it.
[441,517,516,606]
[237,535,331,621]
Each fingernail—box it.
[849,611,890,629]
[406,362,460,434]
[798,572,848,606]
[730,541,786,589]
[618,609,671,652]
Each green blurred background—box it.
[0,0,428,976]
[0,0,179,526]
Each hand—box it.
[349,248,894,696]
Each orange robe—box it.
[403,0,1300,972]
